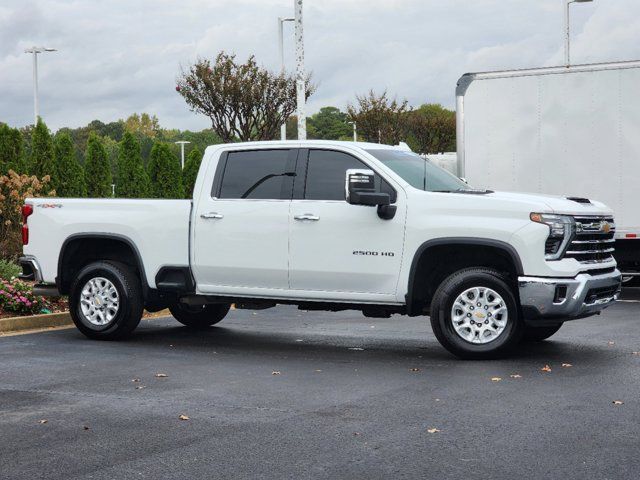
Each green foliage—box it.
[84,133,113,198]
[0,259,20,280]
[54,133,87,197]
[116,132,150,198]
[405,104,456,154]
[30,118,56,181]
[0,124,25,174]
[308,107,352,140]
[347,90,410,145]
[182,146,203,198]
[147,142,184,198]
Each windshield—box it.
[365,149,470,192]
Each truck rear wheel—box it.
[522,324,563,342]
[69,261,144,340]
[430,267,524,359]
[169,303,231,328]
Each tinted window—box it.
[218,150,292,200]
[304,150,395,201]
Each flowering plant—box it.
[0,278,50,315]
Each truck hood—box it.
[484,190,613,216]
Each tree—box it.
[182,146,202,198]
[176,52,315,142]
[116,132,150,198]
[405,104,456,154]
[125,113,160,138]
[147,142,184,199]
[347,90,410,145]
[84,133,113,197]
[30,118,56,181]
[307,107,352,140]
[54,133,87,197]
[0,124,24,174]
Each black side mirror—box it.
[345,169,396,220]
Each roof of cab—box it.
[204,140,403,154]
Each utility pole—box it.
[294,0,306,140]
[349,121,357,142]
[278,16,294,141]
[175,141,191,170]
[24,46,57,125]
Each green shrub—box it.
[0,278,51,315]
[148,142,184,198]
[116,132,150,198]
[84,133,113,198]
[0,260,20,280]
[54,132,87,197]
[182,146,202,198]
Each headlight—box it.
[530,213,575,260]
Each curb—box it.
[0,312,73,333]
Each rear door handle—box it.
[294,214,320,221]
[200,212,224,220]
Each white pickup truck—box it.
[20,141,622,359]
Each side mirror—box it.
[345,169,397,220]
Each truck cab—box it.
[20,141,622,359]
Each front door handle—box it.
[200,212,224,220]
[294,213,320,221]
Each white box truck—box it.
[456,60,640,282]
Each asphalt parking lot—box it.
[1,290,639,480]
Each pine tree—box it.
[115,132,150,198]
[54,132,87,197]
[182,146,202,198]
[147,142,184,199]
[0,124,24,174]
[84,133,113,198]
[30,118,56,182]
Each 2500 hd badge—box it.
[353,250,395,257]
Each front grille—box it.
[565,216,616,264]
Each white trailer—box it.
[456,60,640,279]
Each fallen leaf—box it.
[612,400,624,406]
[135,385,146,390]
[38,419,48,424]
[562,363,573,368]
[295,339,304,342]
[179,414,190,420]
[510,374,522,379]
[155,373,168,378]
[608,341,615,346]
[491,377,502,382]
[541,365,552,372]
[409,368,421,372]
[427,428,441,434]
[348,347,364,351]
[314,369,322,373]
[131,378,141,383]
[353,432,361,436]
[83,425,90,431]
[272,371,281,375]
[632,352,640,356]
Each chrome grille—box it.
[565,216,616,263]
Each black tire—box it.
[430,267,524,360]
[69,261,144,340]
[169,303,231,328]
[522,324,563,342]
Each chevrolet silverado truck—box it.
[19,141,622,359]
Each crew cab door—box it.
[192,148,297,293]
[288,148,406,300]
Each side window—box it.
[217,150,293,200]
[304,150,396,202]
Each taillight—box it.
[22,204,33,245]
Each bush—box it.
[54,132,87,197]
[148,142,184,198]
[116,132,150,198]
[84,133,113,198]
[30,118,56,182]
[0,260,21,280]
[0,278,50,315]
[182,146,202,198]
[0,171,55,260]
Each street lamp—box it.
[564,0,593,67]
[278,16,294,141]
[24,46,57,126]
[348,121,357,142]
[175,141,191,170]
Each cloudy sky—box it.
[2,0,640,132]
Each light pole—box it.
[24,46,57,125]
[175,141,191,170]
[278,16,294,141]
[348,121,357,142]
[564,0,593,67]
[294,0,306,140]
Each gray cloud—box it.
[1,0,639,132]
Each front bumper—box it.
[519,269,622,324]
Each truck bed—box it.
[23,198,192,289]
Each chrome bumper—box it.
[519,269,622,323]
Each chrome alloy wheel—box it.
[80,277,120,326]
[450,286,508,344]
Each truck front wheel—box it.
[169,303,231,328]
[430,268,524,359]
[69,261,144,340]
